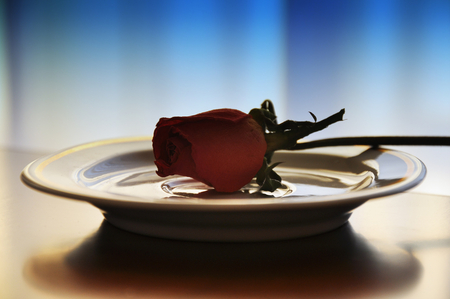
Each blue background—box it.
[1,0,449,195]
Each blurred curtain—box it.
[1,0,449,152]
[1,0,285,151]
[287,0,450,139]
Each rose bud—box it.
[153,109,267,192]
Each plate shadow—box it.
[24,221,421,298]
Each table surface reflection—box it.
[1,148,450,299]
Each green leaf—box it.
[265,108,345,153]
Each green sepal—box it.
[248,108,277,132]
[256,158,282,192]
[249,99,345,193]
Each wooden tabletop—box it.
[1,148,450,299]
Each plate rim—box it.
[20,136,427,211]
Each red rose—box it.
[153,109,267,192]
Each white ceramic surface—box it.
[21,137,426,241]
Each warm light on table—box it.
[1,148,450,298]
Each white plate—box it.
[21,136,426,241]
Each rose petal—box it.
[173,117,266,192]
[153,109,267,192]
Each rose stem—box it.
[305,108,346,135]
[291,136,450,150]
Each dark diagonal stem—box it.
[292,136,450,150]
